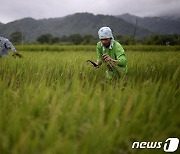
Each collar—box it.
[101,39,114,51]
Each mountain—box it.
[0,13,151,41]
[0,18,44,41]
[118,13,180,34]
[0,22,4,28]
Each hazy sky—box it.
[0,0,180,23]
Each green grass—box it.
[0,48,180,154]
[15,44,180,52]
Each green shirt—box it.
[96,40,127,79]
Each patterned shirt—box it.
[0,37,16,57]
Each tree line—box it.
[9,31,180,45]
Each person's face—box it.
[100,38,111,47]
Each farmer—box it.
[93,27,127,80]
[0,37,22,58]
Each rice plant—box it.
[0,47,179,154]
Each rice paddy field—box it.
[0,45,180,154]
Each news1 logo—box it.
[132,138,179,152]
[164,138,179,152]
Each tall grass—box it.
[15,44,180,52]
[0,49,179,154]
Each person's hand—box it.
[102,53,112,62]
[12,52,22,58]
[93,62,99,68]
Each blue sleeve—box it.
[5,39,16,52]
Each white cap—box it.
[98,27,114,39]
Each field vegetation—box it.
[0,45,179,154]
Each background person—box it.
[0,37,22,58]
